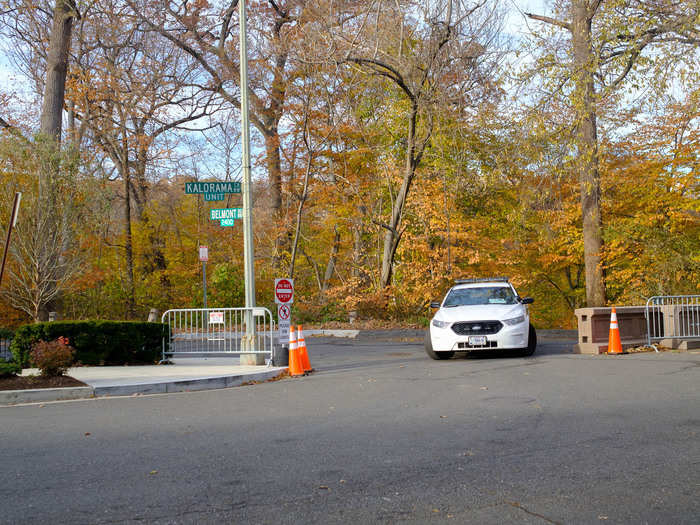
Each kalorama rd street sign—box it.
[185,181,241,194]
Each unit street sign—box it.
[204,193,225,201]
[185,181,241,194]
[220,218,236,227]
[210,208,243,221]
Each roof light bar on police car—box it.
[454,277,509,284]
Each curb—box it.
[305,329,359,338]
[0,368,287,406]
[0,386,95,405]
[92,369,286,397]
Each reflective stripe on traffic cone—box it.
[607,307,624,355]
[288,326,304,376]
[298,325,313,373]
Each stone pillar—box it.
[574,306,648,354]
[240,350,266,365]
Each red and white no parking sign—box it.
[275,278,294,304]
[278,304,290,320]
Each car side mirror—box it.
[430,302,441,309]
[521,297,534,304]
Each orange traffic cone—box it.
[607,307,624,355]
[297,325,313,373]
[288,326,304,376]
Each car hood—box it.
[435,304,524,322]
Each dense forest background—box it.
[0,0,698,329]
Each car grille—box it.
[451,321,502,335]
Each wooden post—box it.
[0,192,22,287]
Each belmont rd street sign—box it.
[210,208,243,221]
[185,181,241,194]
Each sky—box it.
[0,0,551,179]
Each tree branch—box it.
[525,13,571,32]
[588,0,603,18]
[345,57,415,102]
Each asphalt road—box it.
[1,331,699,524]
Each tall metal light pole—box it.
[239,0,260,363]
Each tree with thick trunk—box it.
[526,0,699,306]
[39,0,77,141]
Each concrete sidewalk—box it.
[2,358,287,406]
[1,329,362,406]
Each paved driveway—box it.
[1,331,698,524]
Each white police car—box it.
[425,277,536,360]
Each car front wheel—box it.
[519,324,537,357]
[425,330,454,360]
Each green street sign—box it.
[220,218,236,227]
[204,193,225,201]
[185,181,241,194]
[210,208,243,221]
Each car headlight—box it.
[432,319,451,328]
[503,314,526,326]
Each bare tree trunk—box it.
[322,227,340,292]
[263,132,283,211]
[379,105,419,287]
[123,170,136,318]
[31,0,77,322]
[572,0,606,307]
[349,223,364,323]
[39,0,75,141]
[288,153,312,279]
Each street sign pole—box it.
[203,261,207,309]
[199,246,209,310]
[239,0,259,362]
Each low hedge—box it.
[0,327,13,340]
[11,321,168,367]
[0,360,21,376]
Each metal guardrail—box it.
[646,295,700,348]
[161,307,275,362]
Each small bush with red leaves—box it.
[30,339,76,377]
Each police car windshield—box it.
[443,286,517,306]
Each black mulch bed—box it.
[0,375,88,391]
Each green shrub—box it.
[0,327,13,340]
[11,321,168,367]
[30,339,76,377]
[0,359,21,377]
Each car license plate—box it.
[469,336,487,346]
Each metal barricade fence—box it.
[161,307,275,362]
[646,295,700,347]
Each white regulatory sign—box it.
[209,311,224,324]
[278,304,291,345]
[199,245,209,262]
